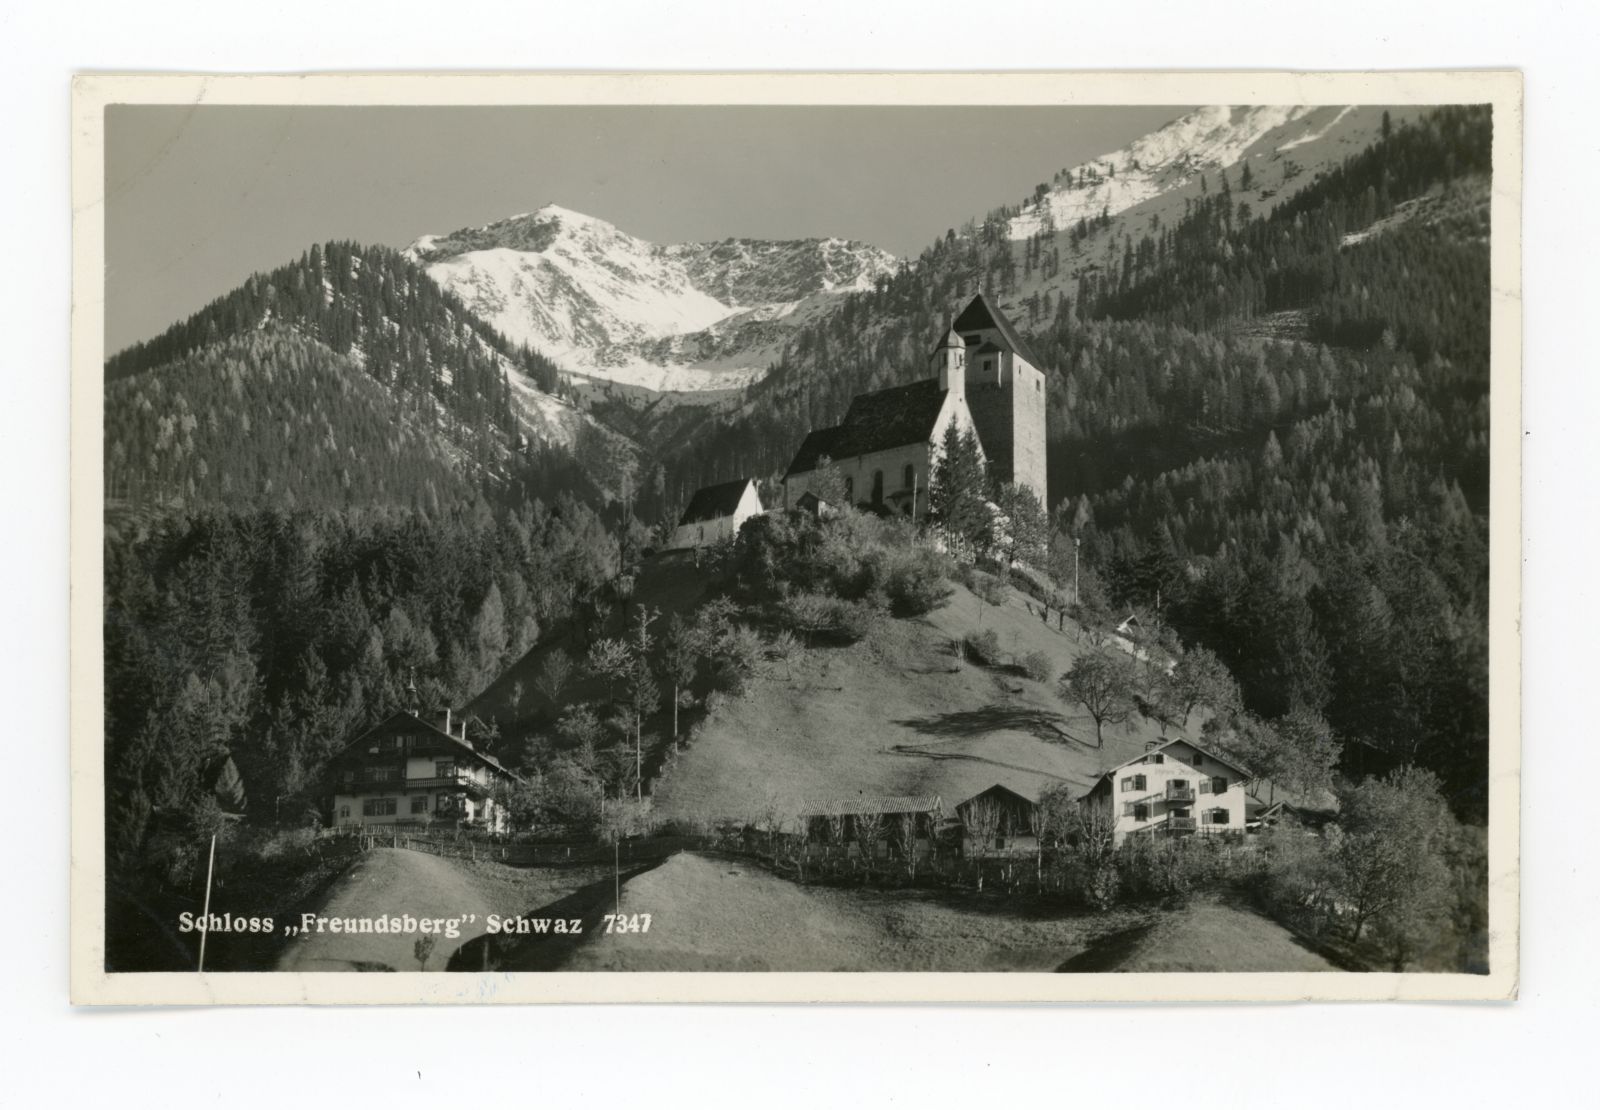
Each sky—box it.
[103,105,1188,353]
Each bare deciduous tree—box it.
[854,810,884,867]
[1060,651,1136,747]
[533,648,575,708]
[895,812,921,880]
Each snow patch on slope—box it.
[1007,106,1318,240]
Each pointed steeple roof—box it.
[951,292,1043,367]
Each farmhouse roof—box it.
[798,794,943,817]
[952,292,1043,367]
[333,710,523,782]
[784,378,949,476]
[678,478,757,527]
[1097,737,1252,781]
[955,783,1038,811]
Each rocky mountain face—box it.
[407,205,897,403]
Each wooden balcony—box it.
[406,770,487,792]
[1166,782,1196,803]
[1166,816,1197,832]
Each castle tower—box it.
[949,293,1048,507]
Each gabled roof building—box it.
[667,477,765,550]
[1079,737,1254,844]
[326,707,522,832]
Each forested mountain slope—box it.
[105,241,642,512]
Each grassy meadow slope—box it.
[568,852,1333,973]
[653,577,1180,822]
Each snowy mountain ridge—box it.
[1007,105,1325,240]
[407,205,897,401]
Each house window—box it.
[1212,776,1228,794]
[1121,776,1133,792]
[410,795,428,814]
[342,769,354,784]
[1133,803,1150,821]
[1152,754,1165,764]
[1193,753,1204,766]
[362,798,397,817]
[436,761,455,779]
[903,463,915,489]
[1035,379,1041,393]
[871,470,884,505]
[338,806,350,819]
[1206,808,1230,825]
[1134,774,1147,791]
[1199,779,1212,794]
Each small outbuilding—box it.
[955,783,1041,852]
[668,478,764,551]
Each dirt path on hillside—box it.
[276,848,610,972]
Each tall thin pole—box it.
[196,832,217,972]
[1074,537,1081,606]
[614,839,621,913]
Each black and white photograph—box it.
[69,72,1520,1003]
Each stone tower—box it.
[949,293,1048,508]
[930,328,966,396]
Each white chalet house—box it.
[326,707,521,832]
[1080,737,1253,844]
[668,478,764,551]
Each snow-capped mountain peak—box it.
[406,206,896,401]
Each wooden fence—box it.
[318,827,705,868]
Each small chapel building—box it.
[781,293,1048,515]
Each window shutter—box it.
[1199,780,1211,794]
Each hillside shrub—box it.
[885,546,956,616]
[1020,650,1054,682]
[831,598,882,644]
[962,629,1001,666]
[785,592,881,646]
[732,508,953,618]
[709,625,766,695]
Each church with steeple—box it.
[782,293,1049,516]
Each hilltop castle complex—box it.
[782,293,1048,516]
